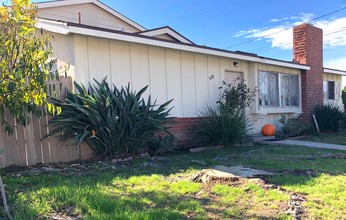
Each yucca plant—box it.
[199,107,251,146]
[48,79,174,157]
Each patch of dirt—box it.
[190,166,307,219]
[286,193,307,220]
[191,169,241,184]
[321,153,346,159]
[3,165,30,173]
[50,206,82,220]
[281,169,319,177]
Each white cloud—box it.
[325,57,346,70]
[269,18,281,22]
[234,13,346,50]
[299,13,315,22]
[325,57,346,88]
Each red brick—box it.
[293,24,323,122]
[168,117,207,148]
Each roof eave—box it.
[37,19,311,71]
[36,0,147,31]
[324,68,346,76]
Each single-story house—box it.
[36,0,346,146]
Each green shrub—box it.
[48,79,174,157]
[342,86,346,110]
[314,104,343,132]
[218,79,257,112]
[198,79,256,146]
[198,107,251,146]
[277,115,311,138]
[147,135,177,155]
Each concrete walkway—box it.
[258,139,346,151]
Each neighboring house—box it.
[36,0,346,146]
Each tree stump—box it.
[191,169,239,184]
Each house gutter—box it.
[323,68,346,76]
[37,19,311,71]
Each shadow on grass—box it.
[2,144,345,219]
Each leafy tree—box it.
[1,1,58,218]
[0,0,58,134]
[342,86,346,111]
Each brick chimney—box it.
[293,23,323,121]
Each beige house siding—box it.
[154,34,180,42]
[72,34,247,117]
[51,32,305,133]
[323,73,343,110]
[50,32,76,79]
[38,3,141,33]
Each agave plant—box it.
[48,79,174,157]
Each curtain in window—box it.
[258,71,279,106]
[268,73,279,106]
[289,74,299,106]
[280,74,289,106]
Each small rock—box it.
[128,157,133,161]
[295,206,304,214]
[150,156,167,162]
[41,167,61,172]
[195,191,203,197]
[192,160,207,166]
[70,164,81,168]
[140,153,150,158]
[292,194,299,201]
[111,166,117,170]
[143,162,158,168]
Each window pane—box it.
[268,73,279,106]
[328,81,335,100]
[289,74,299,106]
[281,74,289,106]
[258,71,279,106]
[258,71,269,106]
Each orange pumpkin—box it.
[261,124,276,136]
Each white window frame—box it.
[323,80,341,101]
[258,70,301,110]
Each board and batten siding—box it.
[52,32,305,134]
[323,73,343,110]
[38,3,140,33]
[72,34,248,118]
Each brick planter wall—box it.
[293,24,324,122]
[168,117,207,148]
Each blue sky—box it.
[36,0,346,70]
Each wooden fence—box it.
[0,76,94,168]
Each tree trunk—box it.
[0,175,12,220]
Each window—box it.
[323,80,340,100]
[258,71,300,107]
[258,71,279,106]
[281,74,299,106]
